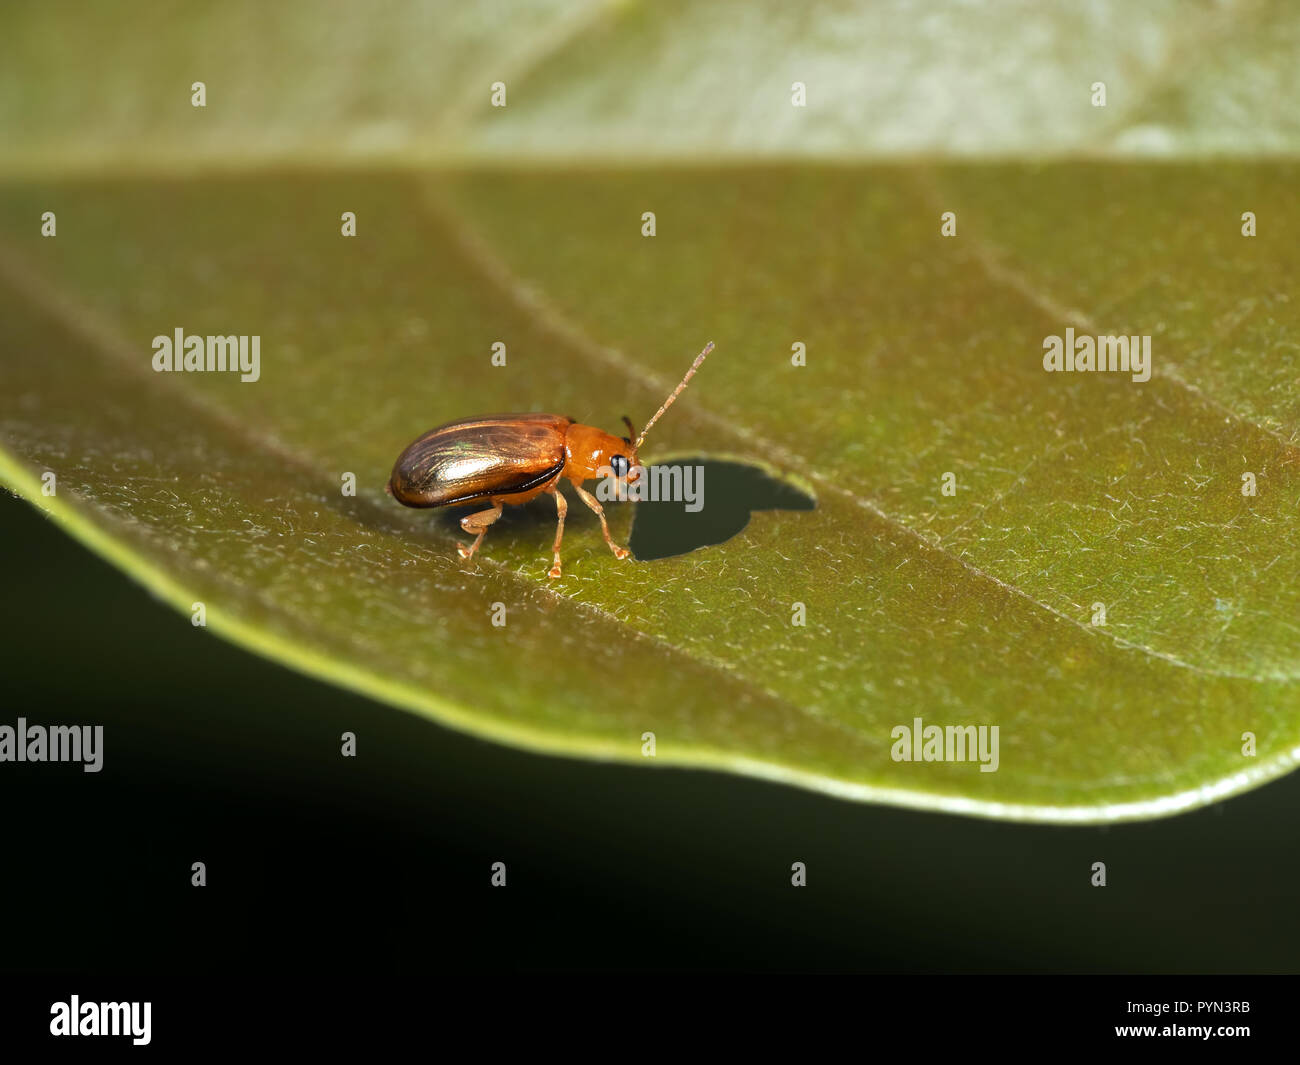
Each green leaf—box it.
[2,1,1299,821]
[4,0,1300,168]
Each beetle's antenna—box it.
[635,341,713,451]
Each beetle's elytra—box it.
[387,342,713,579]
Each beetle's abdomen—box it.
[387,414,571,507]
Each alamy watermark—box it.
[594,463,704,511]
[891,716,999,772]
[0,717,103,772]
[152,327,260,382]
[50,996,150,1045]
[1043,328,1151,383]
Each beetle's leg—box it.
[573,484,631,561]
[547,486,567,579]
[457,501,503,561]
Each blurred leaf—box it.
[3,0,1300,169]
[2,1,1299,821]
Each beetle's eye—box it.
[611,455,628,476]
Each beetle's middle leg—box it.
[457,501,503,561]
[573,484,631,561]
[547,485,567,579]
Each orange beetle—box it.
[387,342,712,578]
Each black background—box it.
[2,486,1298,977]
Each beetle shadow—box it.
[333,484,556,547]
[626,457,815,561]
[426,492,566,540]
[358,458,814,561]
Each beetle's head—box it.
[619,416,642,483]
[569,340,713,488]
[566,423,639,485]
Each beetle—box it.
[386,341,713,579]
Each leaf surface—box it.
[2,1,1299,820]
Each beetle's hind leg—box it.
[573,484,631,561]
[547,486,567,579]
[457,501,503,561]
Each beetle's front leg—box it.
[573,484,631,561]
[458,501,503,561]
[547,486,567,579]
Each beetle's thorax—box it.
[564,423,636,483]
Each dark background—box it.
[2,487,1298,974]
